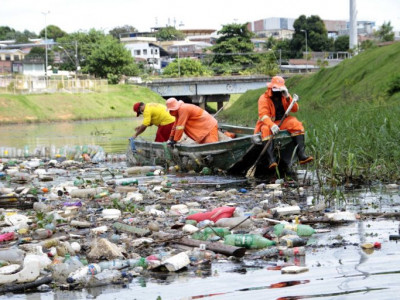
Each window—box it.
[155,49,158,55]
[134,50,141,56]
[143,49,147,55]
[5,55,10,61]
[151,49,153,55]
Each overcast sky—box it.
[2,0,399,34]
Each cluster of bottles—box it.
[0,145,126,163]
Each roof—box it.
[0,49,25,54]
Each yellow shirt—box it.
[142,103,175,127]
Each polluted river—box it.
[0,119,399,300]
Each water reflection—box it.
[0,118,157,154]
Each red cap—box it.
[133,102,141,116]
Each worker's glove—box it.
[280,87,289,98]
[167,140,177,147]
[271,124,280,135]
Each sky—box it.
[1,0,400,35]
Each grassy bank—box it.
[221,42,400,182]
[0,85,164,124]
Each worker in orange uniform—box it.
[165,98,219,145]
[254,76,313,169]
[132,102,175,142]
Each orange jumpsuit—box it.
[170,103,218,144]
[254,89,304,141]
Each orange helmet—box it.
[267,76,286,91]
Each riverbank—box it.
[0,85,164,124]
[219,42,400,182]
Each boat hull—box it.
[126,124,297,177]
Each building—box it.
[167,41,213,58]
[247,17,295,39]
[324,19,375,40]
[0,49,25,74]
[180,29,217,44]
[120,35,170,71]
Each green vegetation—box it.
[162,58,212,77]
[0,85,164,124]
[221,42,400,182]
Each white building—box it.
[248,17,296,39]
[122,37,162,70]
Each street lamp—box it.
[42,11,50,86]
[301,29,308,72]
[58,43,78,80]
[177,43,180,77]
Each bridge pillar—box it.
[191,94,230,109]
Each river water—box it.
[1,120,400,300]
[0,118,155,154]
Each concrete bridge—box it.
[143,75,272,109]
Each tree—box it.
[0,27,37,43]
[360,39,376,51]
[0,26,16,40]
[209,23,256,74]
[57,29,109,72]
[109,25,137,39]
[40,25,66,41]
[251,51,279,76]
[155,26,184,41]
[162,58,212,77]
[290,15,331,58]
[272,39,292,62]
[334,35,349,51]
[25,46,54,65]
[375,21,395,42]
[85,35,137,83]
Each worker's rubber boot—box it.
[293,135,313,165]
[265,142,278,169]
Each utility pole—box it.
[42,11,50,87]
[75,40,79,77]
[301,29,308,72]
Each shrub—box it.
[387,74,400,96]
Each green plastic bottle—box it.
[224,234,276,249]
[273,224,315,237]
[191,227,231,241]
[121,179,138,186]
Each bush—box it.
[387,74,400,96]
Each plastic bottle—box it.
[0,248,25,264]
[33,229,53,240]
[23,145,30,158]
[273,223,315,237]
[128,257,148,268]
[224,234,276,249]
[189,245,216,262]
[66,263,101,283]
[215,216,252,229]
[112,222,150,237]
[253,247,279,258]
[87,269,122,288]
[191,227,231,241]
[278,246,306,256]
[129,137,136,153]
[120,179,139,186]
[98,259,130,270]
[279,235,307,247]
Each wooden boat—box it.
[126,124,297,178]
